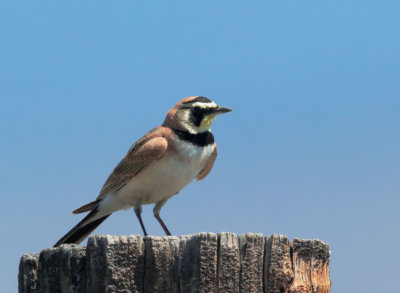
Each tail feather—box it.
[72,199,102,214]
[54,209,110,247]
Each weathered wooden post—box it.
[19,233,331,293]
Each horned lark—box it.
[54,96,232,246]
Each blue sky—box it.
[1,2,399,292]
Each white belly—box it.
[114,142,215,206]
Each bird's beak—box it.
[214,106,233,114]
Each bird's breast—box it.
[115,139,215,205]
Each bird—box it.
[54,96,232,247]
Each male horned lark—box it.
[54,96,232,246]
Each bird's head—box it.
[163,96,232,133]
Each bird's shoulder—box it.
[124,126,170,160]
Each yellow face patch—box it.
[199,114,217,131]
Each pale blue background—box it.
[1,2,399,292]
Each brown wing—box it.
[196,145,218,181]
[96,127,168,199]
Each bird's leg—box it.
[155,214,171,236]
[154,200,171,236]
[134,205,148,236]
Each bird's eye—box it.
[193,106,201,112]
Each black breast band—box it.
[171,128,215,147]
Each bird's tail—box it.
[54,208,110,247]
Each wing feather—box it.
[96,127,168,199]
[196,145,217,181]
